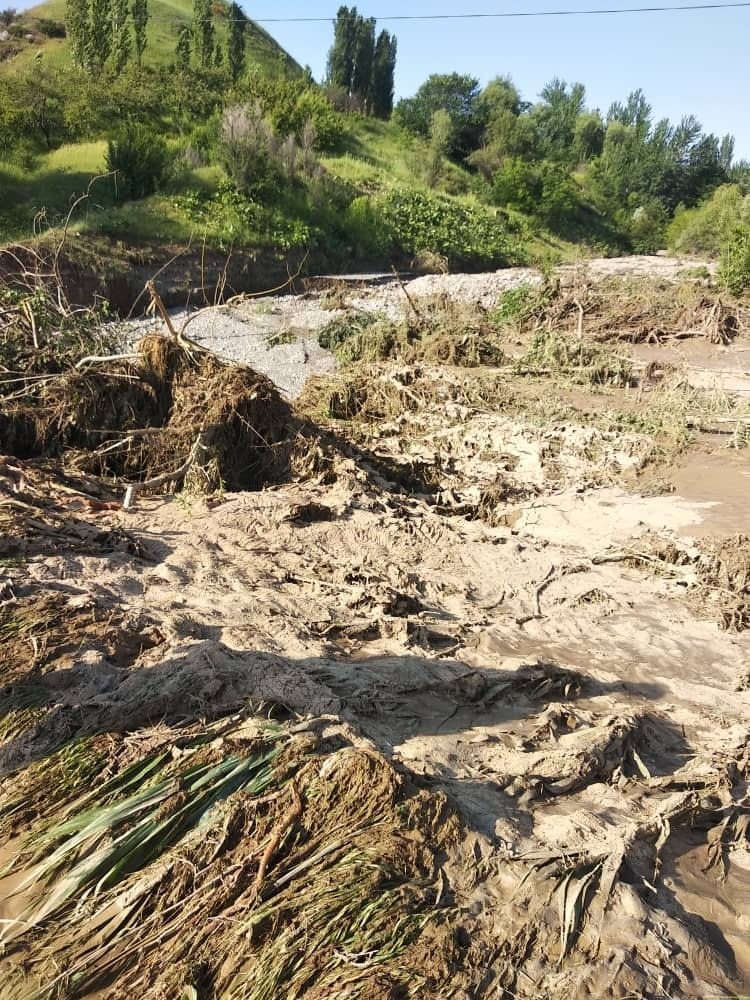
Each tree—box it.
[532,78,586,162]
[370,30,396,119]
[351,15,374,107]
[327,5,358,95]
[479,75,524,122]
[132,0,148,68]
[65,0,90,69]
[111,0,132,76]
[87,0,112,72]
[395,73,482,160]
[573,111,605,163]
[467,76,537,179]
[2,67,68,149]
[192,0,214,70]
[326,6,395,113]
[175,23,191,67]
[227,2,246,84]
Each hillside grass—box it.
[1,0,300,74]
[0,2,580,269]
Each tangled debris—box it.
[1,334,331,499]
[610,532,750,632]
[505,275,748,345]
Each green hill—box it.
[0,0,300,75]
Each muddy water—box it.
[672,450,750,538]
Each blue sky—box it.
[247,2,750,160]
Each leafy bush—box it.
[238,78,345,153]
[35,18,65,37]
[628,202,668,254]
[377,187,523,268]
[667,184,750,256]
[493,158,541,215]
[719,226,750,294]
[106,125,171,200]
[218,103,283,197]
[493,158,579,232]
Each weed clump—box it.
[318,298,506,368]
[515,329,634,386]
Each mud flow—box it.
[1,257,749,998]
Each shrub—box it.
[35,18,66,37]
[106,125,171,200]
[493,158,541,216]
[218,103,283,197]
[719,226,750,294]
[378,187,523,268]
[493,159,579,233]
[628,202,668,254]
[343,196,392,258]
[667,184,750,257]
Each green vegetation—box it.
[0,0,748,285]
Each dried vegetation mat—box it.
[1,334,331,498]
[0,718,463,999]
[508,273,749,345]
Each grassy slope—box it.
[0,4,579,265]
[0,0,301,238]
[2,0,300,74]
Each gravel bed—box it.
[114,257,712,398]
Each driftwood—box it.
[123,432,209,510]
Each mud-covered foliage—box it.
[627,532,750,632]
[1,333,328,493]
[318,296,506,367]
[0,720,465,1000]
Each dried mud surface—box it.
[2,258,750,999]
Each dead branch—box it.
[178,250,311,340]
[75,353,141,369]
[122,432,209,509]
[391,265,422,322]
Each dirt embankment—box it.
[1,257,749,998]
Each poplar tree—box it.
[351,16,374,107]
[112,0,132,75]
[175,22,191,66]
[132,0,149,68]
[192,0,214,70]
[327,7,397,115]
[65,0,90,69]
[370,30,396,119]
[87,0,112,72]
[227,2,246,83]
[326,5,358,95]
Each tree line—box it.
[64,0,251,81]
[65,0,149,73]
[394,72,745,247]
